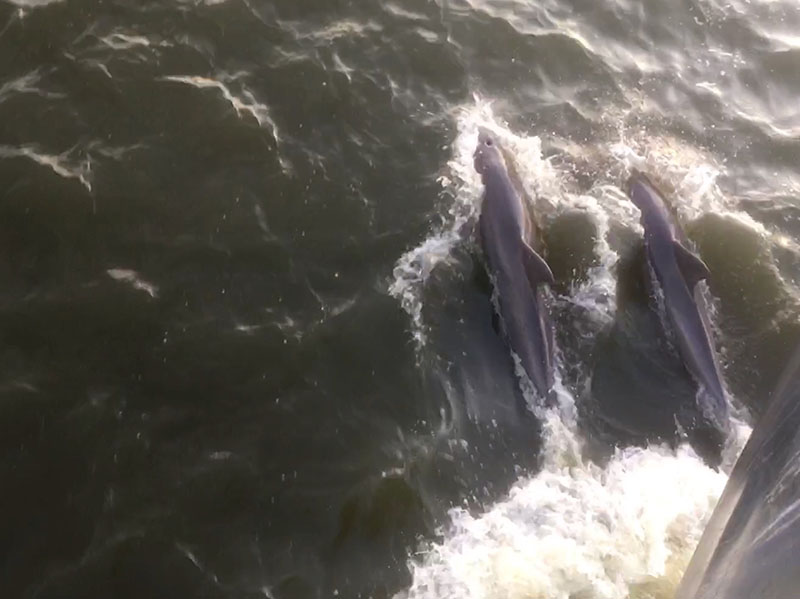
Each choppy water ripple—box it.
[0,0,799,598]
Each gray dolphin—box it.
[473,128,556,405]
[625,171,729,430]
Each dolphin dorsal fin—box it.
[521,240,554,288]
[673,241,711,289]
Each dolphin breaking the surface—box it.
[473,129,555,405]
[625,171,730,432]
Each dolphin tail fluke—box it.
[521,240,554,288]
[673,241,711,289]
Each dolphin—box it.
[625,171,729,430]
[473,128,556,405]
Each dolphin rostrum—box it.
[473,128,556,405]
[626,171,729,430]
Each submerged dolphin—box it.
[473,128,556,405]
[626,171,729,430]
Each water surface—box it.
[1,0,799,598]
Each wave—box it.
[0,144,92,192]
[161,74,291,172]
[0,70,64,104]
[106,269,159,299]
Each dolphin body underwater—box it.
[626,172,730,432]
[473,129,556,406]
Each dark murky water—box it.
[1,0,799,597]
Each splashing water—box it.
[393,99,754,599]
[609,134,764,232]
[401,380,747,599]
[401,444,728,599]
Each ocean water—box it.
[0,0,798,598]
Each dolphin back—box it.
[626,172,729,430]
[475,131,556,404]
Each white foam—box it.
[106,268,159,299]
[608,134,760,230]
[402,443,730,599]
[555,187,632,325]
[609,133,800,277]
[406,350,747,599]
